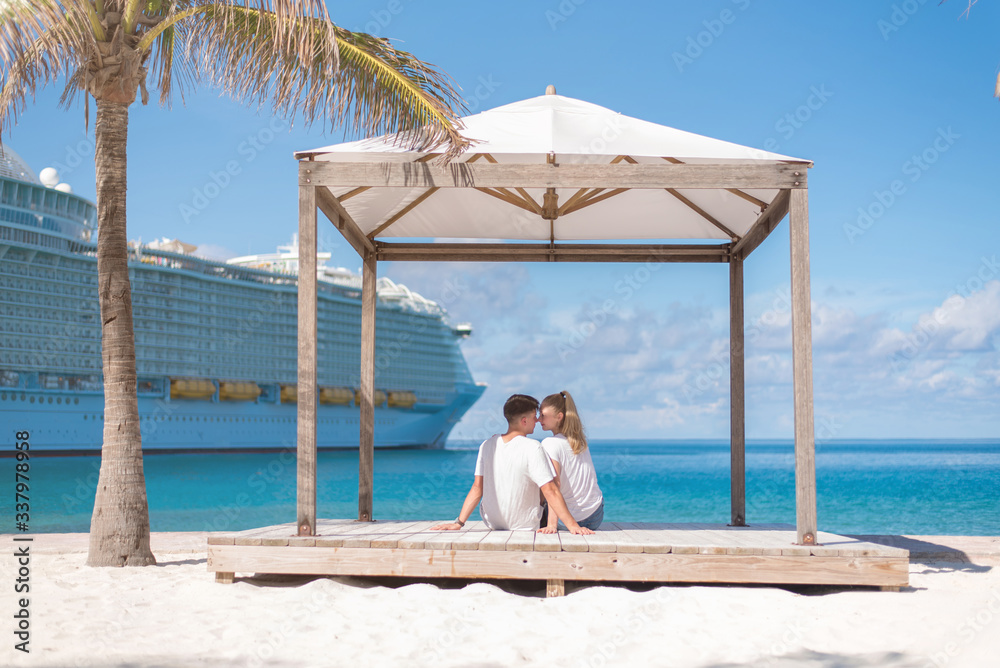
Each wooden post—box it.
[729,255,746,526]
[358,250,376,521]
[546,579,565,598]
[296,184,318,536]
[789,188,817,545]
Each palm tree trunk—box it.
[86,98,156,567]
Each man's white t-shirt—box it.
[475,434,555,530]
[541,434,603,521]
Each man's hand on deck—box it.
[430,522,463,531]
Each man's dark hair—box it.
[503,394,539,422]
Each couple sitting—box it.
[432,391,604,534]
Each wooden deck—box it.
[207,520,909,595]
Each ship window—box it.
[47,397,53,403]
[74,398,79,404]
[29,396,34,403]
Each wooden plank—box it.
[300,161,809,190]
[315,186,374,258]
[207,545,908,587]
[215,572,235,584]
[314,521,380,547]
[611,522,673,554]
[587,527,644,554]
[579,531,619,554]
[789,187,817,546]
[234,524,298,547]
[342,521,423,549]
[506,531,536,552]
[358,251,376,522]
[731,189,791,260]
[547,579,565,597]
[730,256,746,527]
[477,531,513,552]
[533,532,562,553]
[557,532,591,553]
[448,530,490,551]
[369,521,440,549]
[296,185,318,537]
[811,532,909,558]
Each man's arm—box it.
[539,480,594,535]
[431,476,483,530]
[540,460,561,532]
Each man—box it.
[431,394,595,534]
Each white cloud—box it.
[441,266,1000,440]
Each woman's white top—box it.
[540,434,603,521]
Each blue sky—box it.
[7,1,1000,439]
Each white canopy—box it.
[296,92,811,242]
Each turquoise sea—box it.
[17,439,1000,536]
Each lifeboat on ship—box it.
[320,387,353,405]
[219,381,262,401]
[387,391,417,408]
[170,378,216,400]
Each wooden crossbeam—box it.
[475,187,540,213]
[662,157,769,209]
[665,189,739,240]
[315,186,374,258]
[731,189,791,260]
[367,188,439,239]
[300,161,808,190]
[375,242,730,263]
[479,153,543,214]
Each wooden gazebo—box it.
[207,91,908,591]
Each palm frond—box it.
[172,1,468,156]
[0,1,97,134]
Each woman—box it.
[538,390,604,531]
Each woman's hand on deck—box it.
[569,525,595,535]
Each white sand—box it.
[3,541,999,668]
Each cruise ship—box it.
[0,148,485,452]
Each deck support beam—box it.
[729,255,746,527]
[546,579,565,597]
[358,250,377,521]
[296,185,318,536]
[789,188,817,545]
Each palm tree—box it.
[0,1,467,567]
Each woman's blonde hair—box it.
[541,390,587,455]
